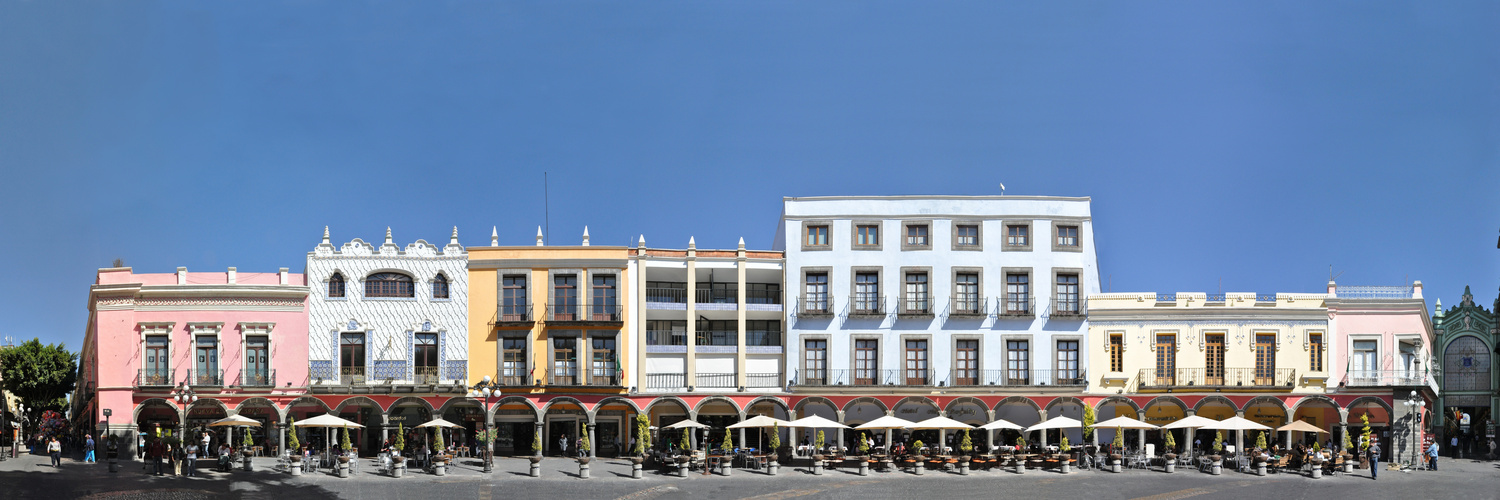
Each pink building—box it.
[74,266,309,455]
[1327,280,1438,464]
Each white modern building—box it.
[775,195,1101,449]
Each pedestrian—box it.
[149,438,165,476]
[84,434,96,463]
[559,434,568,457]
[1368,440,1381,480]
[201,432,212,459]
[1451,435,1459,459]
[185,441,198,477]
[48,437,62,467]
[1427,439,1439,471]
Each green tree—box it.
[861,431,873,454]
[815,430,825,449]
[433,427,444,451]
[1255,431,1267,450]
[1360,413,1372,452]
[1112,426,1124,449]
[721,431,733,453]
[768,423,781,452]
[0,339,78,422]
[1342,426,1353,452]
[580,428,591,455]
[959,430,971,454]
[678,429,690,451]
[532,427,542,456]
[1164,429,1176,453]
[341,425,351,452]
[287,417,300,452]
[634,413,650,456]
[1212,431,1223,454]
[1059,434,1071,453]
[1082,405,1096,441]
[393,423,405,453]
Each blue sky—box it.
[1,1,1496,351]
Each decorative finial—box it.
[738,237,745,249]
[638,235,645,248]
[582,226,590,246]
[688,236,696,249]
[491,226,499,247]
[322,226,330,244]
[449,226,459,245]
[536,226,544,246]
[385,227,393,245]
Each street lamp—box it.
[468,375,497,472]
[1403,390,1426,467]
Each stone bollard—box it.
[340,461,350,478]
[914,460,925,475]
[1111,459,1121,474]
[244,455,254,472]
[1210,461,1221,475]
[1310,464,1322,479]
[677,463,688,478]
[1257,464,1266,476]
[632,461,643,479]
[1165,460,1175,473]
[768,460,779,476]
[1018,459,1028,474]
[1060,460,1070,474]
[958,461,969,476]
[579,462,590,479]
[861,460,870,476]
[813,460,824,475]
[721,460,731,477]
[390,461,402,478]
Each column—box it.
[836,411,846,451]
[1039,410,1049,448]
[1136,410,1147,453]
[686,244,697,390]
[736,243,748,389]
[1234,410,1245,455]
[635,244,648,393]
[788,410,799,452]
[279,422,286,457]
[588,422,597,458]
[535,419,544,457]
[738,411,747,451]
[986,410,995,452]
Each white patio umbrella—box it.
[1024,416,1083,450]
[786,415,849,453]
[910,416,976,454]
[1162,415,1222,459]
[728,415,794,454]
[416,418,463,454]
[978,419,1025,452]
[293,414,365,460]
[664,419,710,450]
[1200,416,1271,456]
[207,415,262,454]
[1091,415,1157,456]
[855,416,915,453]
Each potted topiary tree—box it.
[1341,427,1355,473]
[336,426,351,478]
[578,431,592,479]
[673,429,690,477]
[812,430,826,475]
[1082,406,1097,457]
[529,428,544,477]
[288,417,303,476]
[1058,434,1072,474]
[391,424,406,478]
[912,440,926,475]
[1163,430,1177,473]
[1253,431,1269,476]
[1111,428,1124,473]
[859,431,873,476]
[768,422,782,476]
[957,430,972,475]
[1209,431,1224,475]
[243,429,256,472]
[1309,441,1324,479]
[1017,436,1031,474]
[631,413,649,479]
[1358,413,1372,471]
[719,432,733,476]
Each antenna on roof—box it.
[999,183,1006,196]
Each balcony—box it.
[646,285,687,304]
[696,330,737,346]
[137,368,174,388]
[414,366,440,385]
[745,288,783,306]
[948,296,988,318]
[696,372,737,389]
[1137,367,1296,389]
[193,369,224,386]
[647,329,687,346]
[547,302,623,325]
[590,372,622,387]
[998,296,1035,318]
[898,294,934,317]
[746,372,781,388]
[746,329,781,347]
[341,367,367,385]
[241,368,275,388]
[798,294,833,317]
[498,372,532,386]
[849,294,886,317]
[645,373,686,391]
[796,369,934,387]
[492,304,534,326]
[947,369,1087,387]
[548,371,582,386]
[696,287,738,305]
[1048,297,1085,318]
[1344,370,1431,387]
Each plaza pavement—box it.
[0,449,1495,500]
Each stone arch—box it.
[286,396,331,414]
[332,395,382,412]
[1345,396,1391,415]
[234,397,284,421]
[132,398,182,424]
[487,395,543,421]
[893,395,939,411]
[1044,396,1087,412]
[1246,395,1289,412]
[1142,396,1188,414]
[844,396,889,415]
[187,397,230,414]
[646,396,692,415]
[1193,395,1237,413]
[996,396,1041,414]
[435,396,482,416]
[744,396,790,416]
[593,396,643,415]
[692,395,742,415]
[1095,395,1140,414]
[388,396,434,415]
[542,396,591,423]
[943,396,986,416]
[793,396,839,415]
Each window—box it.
[553,275,578,320]
[328,273,346,298]
[1006,340,1029,384]
[855,224,880,248]
[1055,225,1079,249]
[1351,340,1376,383]
[552,338,578,385]
[746,320,782,346]
[746,283,781,305]
[905,340,928,385]
[803,272,829,312]
[803,339,827,384]
[696,281,736,304]
[1108,334,1123,373]
[245,337,269,386]
[646,320,687,346]
[1006,225,1028,247]
[646,281,686,304]
[904,224,929,247]
[954,224,979,248]
[340,333,366,384]
[1398,342,1416,379]
[1154,335,1175,386]
[855,272,880,313]
[502,275,528,320]
[1206,334,1225,385]
[591,337,617,385]
[805,225,829,247]
[1056,340,1079,383]
[954,339,978,386]
[855,340,878,385]
[1055,274,1079,315]
[954,273,980,314]
[903,272,929,313]
[1255,334,1277,385]
[413,333,439,383]
[502,338,528,385]
[591,274,618,320]
[1005,274,1030,314]
[195,336,219,385]
[432,274,450,299]
[145,336,170,385]
[695,320,737,346]
[1309,333,1324,372]
[365,272,414,298]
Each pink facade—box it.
[76,267,309,452]
[1327,281,1437,388]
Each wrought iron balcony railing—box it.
[646,285,687,304]
[947,369,1086,387]
[696,372,736,388]
[341,366,366,385]
[849,294,886,316]
[696,330,737,346]
[998,296,1035,317]
[745,372,782,388]
[1138,367,1295,388]
[898,294,933,316]
[137,368,174,387]
[495,303,533,323]
[745,330,781,346]
[696,287,737,304]
[797,369,934,386]
[590,372,622,386]
[645,373,686,390]
[414,366,440,385]
[193,369,224,386]
[1049,297,1085,317]
[798,294,833,316]
[548,371,581,386]
[548,302,623,322]
[745,288,782,305]
[949,296,988,317]
[647,329,687,346]
[242,368,275,387]
[1344,370,1430,387]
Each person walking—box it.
[184,442,198,477]
[1427,440,1439,471]
[148,438,165,476]
[1367,440,1381,480]
[84,435,96,464]
[1451,435,1459,459]
[47,437,62,467]
[559,434,568,457]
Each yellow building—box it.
[466,229,633,456]
[1085,292,1333,452]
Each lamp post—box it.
[173,383,197,443]
[467,375,497,472]
[1403,390,1425,467]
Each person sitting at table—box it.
[892,441,906,456]
[217,443,233,472]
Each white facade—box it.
[307,227,469,385]
[777,195,1101,392]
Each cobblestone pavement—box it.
[2,451,1495,500]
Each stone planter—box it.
[1111,455,1123,473]
[768,460,779,476]
[434,460,447,476]
[243,454,254,472]
[1309,460,1322,479]
[631,456,644,479]
[861,459,871,476]
[1341,454,1354,473]
[914,460,925,475]
[391,459,404,478]
[578,457,591,479]
[812,455,824,475]
[338,461,350,478]
[289,459,302,476]
[530,456,543,477]
[674,456,688,478]
[721,459,732,477]
[1164,454,1176,473]
[1060,459,1070,474]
